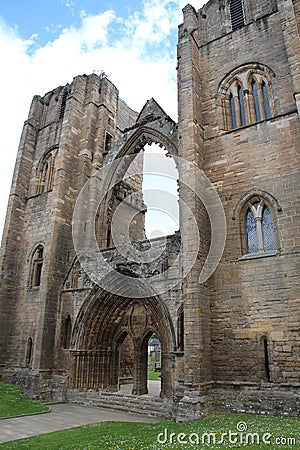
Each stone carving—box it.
[63,259,93,291]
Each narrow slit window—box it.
[230,0,245,30]
[262,82,271,119]
[252,80,261,122]
[26,337,33,367]
[230,93,237,129]
[263,337,271,382]
[238,86,246,126]
[104,132,113,154]
[177,305,184,352]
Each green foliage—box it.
[1,413,299,449]
[0,381,49,418]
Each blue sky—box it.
[0,0,205,238]
[1,1,141,40]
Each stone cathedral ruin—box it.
[0,0,299,420]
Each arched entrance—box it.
[70,104,178,399]
[70,286,175,398]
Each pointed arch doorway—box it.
[70,288,174,399]
[117,328,162,396]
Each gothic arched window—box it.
[29,245,44,287]
[219,64,275,131]
[37,150,56,194]
[245,200,276,254]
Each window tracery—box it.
[36,149,57,194]
[219,64,275,131]
[244,199,276,255]
[29,245,44,288]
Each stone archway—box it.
[70,286,175,398]
[95,109,178,249]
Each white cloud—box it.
[79,10,116,49]
[0,1,204,239]
[61,0,75,16]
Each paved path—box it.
[120,380,161,396]
[0,403,161,443]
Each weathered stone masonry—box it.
[0,0,299,419]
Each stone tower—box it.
[0,0,299,419]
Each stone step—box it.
[96,397,167,413]
[67,389,171,418]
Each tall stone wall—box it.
[176,0,299,419]
[0,74,139,376]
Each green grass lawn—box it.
[147,370,161,381]
[0,381,49,418]
[0,381,299,449]
[1,413,299,449]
